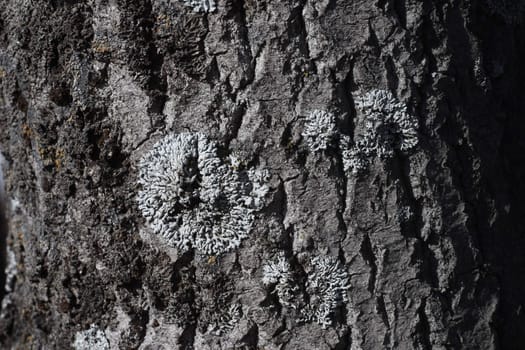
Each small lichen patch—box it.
[137,132,269,255]
[1,247,17,317]
[340,135,366,175]
[54,148,65,169]
[262,253,298,309]
[21,123,32,140]
[302,110,337,153]
[206,303,242,336]
[182,0,216,13]
[73,324,110,350]
[4,247,16,294]
[261,253,350,328]
[342,89,419,174]
[91,41,112,54]
[37,146,66,170]
[207,255,217,265]
[301,255,350,328]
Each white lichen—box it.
[354,89,419,153]
[4,247,16,294]
[262,253,298,309]
[302,255,350,328]
[206,303,242,336]
[342,89,418,174]
[0,247,17,317]
[137,132,269,255]
[260,253,351,328]
[397,205,414,222]
[228,152,244,170]
[302,110,337,153]
[182,0,216,13]
[73,324,110,350]
[340,135,367,174]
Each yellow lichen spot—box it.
[297,231,306,242]
[66,112,75,124]
[25,334,33,346]
[0,68,6,79]
[207,255,217,265]
[92,41,111,54]
[155,13,172,33]
[21,123,32,140]
[37,146,47,159]
[36,146,65,170]
[54,148,65,169]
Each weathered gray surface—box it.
[0,0,524,349]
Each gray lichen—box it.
[340,135,367,175]
[0,247,17,318]
[3,247,16,295]
[262,253,298,309]
[73,324,110,350]
[302,110,337,153]
[342,89,419,174]
[301,255,350,329]
[137,132,269,255]
[182,0,216,13]
[261,253,350,328]
[206,303,242,336]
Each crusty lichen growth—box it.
[261,253,350,328]
[301,255,350,328]
[340,135,367,175]
[3,247,16,295]
[206,303,242,336]
[262,253,298,309]
[302,110,337,153]
[0,247,17,318]
[342,89,419,174]
[182,0,216,13]
[73,324,109,350]
[137,132,269,255]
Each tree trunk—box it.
[0,0,524,349]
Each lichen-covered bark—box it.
[0,0,524,349]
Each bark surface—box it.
[0,0,524,349]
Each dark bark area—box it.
[0,0,524,349]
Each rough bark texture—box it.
[0,0,524,349]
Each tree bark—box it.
[0,0,524,349]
